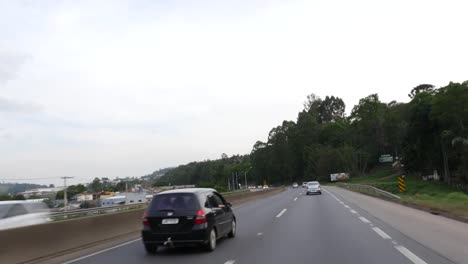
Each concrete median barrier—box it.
[0,187,283,264]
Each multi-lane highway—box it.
[58,187,464,264]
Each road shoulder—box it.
[326,186,468,264]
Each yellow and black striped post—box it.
[398,176,406,192]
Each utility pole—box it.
[245,167,252,189]
[235,172,238,190]
[232,173,235,190]
[125,181,128,204]
[244,171,247,189]
[60,176,74,211]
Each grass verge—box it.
[340,167,468,220]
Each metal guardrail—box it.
[49,189,256,221]
[50,203,148,221]
[337,183,401,201]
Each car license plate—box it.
[162,218,179,225]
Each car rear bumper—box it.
[306,189,321,194]
[142,229,210,245]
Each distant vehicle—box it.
[0,200,50,230]
[263,185,269,189]
[248,186,256,189]
[292,182,299,188]
[142,188,236,253]
[302,182,308,188]
[257,185,263,189]
[306,181,322,195]
[330,172,350,182]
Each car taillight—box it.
[194,209,206,225]
[142,211,150,226]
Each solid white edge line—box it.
[395,245,428,264]
[224,260,236,264]
[358,216,371,223]
[350,209,357,214]
[344,205,350,209]
[62,238,142,264]
[372,227,392,239]
[276,208,287,218]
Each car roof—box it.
[308,181,319,184]
[157,188,216,195]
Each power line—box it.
[0,177,60,181]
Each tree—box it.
[432,82,468,133]
[13,194,26,200]
[49,184,55,188]
[318,96,346,123]
[0,194,11,201]
[56,184,87,200]
[303,93,322,113]
[402,92,437,175]
[408,84,435,99]
[115,181,127,191]
[90,178,103,193]
[350,94,387,166]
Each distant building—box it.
[19,187,65,198]
[100,196,126,207]
[100,192,147,207]
[76,193,93,202]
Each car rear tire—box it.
[144,244,158,254]
[205,228,217,251]
[228,219,236,238]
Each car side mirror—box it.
[226,202,232,207]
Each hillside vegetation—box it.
[156,81,468,194]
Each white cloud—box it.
[0,96,43,113]
[0,0,467,185]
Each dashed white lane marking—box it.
[339,201,345,205]
[358,216,371,223]
[62,238,142,264]
[322,188,338,199]
[395,245,428,264]
[344,205,350,209]
[372,227,392,239]
[257,232,263,236]
[224,260,236,264]
[350,209,357,214]
[294,197,298,201]
[276,208,287,218]
[392,240,398,245]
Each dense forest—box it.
[155,154,251,192]
[156,81,468,190]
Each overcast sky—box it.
[1,0,467,186]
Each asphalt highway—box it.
[62,187,457,264]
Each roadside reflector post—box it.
[398,175,406,192]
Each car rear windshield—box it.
[149,193,199,212]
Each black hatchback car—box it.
[142,188,236,253]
